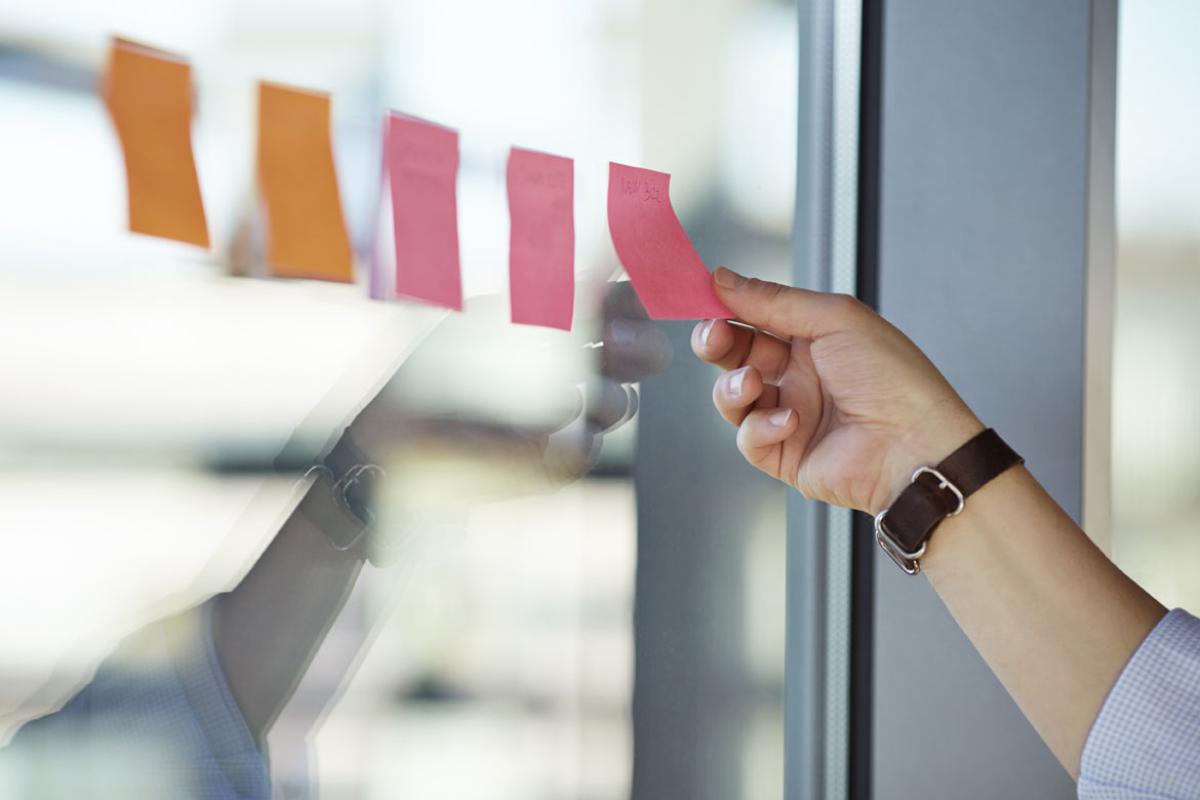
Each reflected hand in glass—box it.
[339,280,671,548]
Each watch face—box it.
[302,468,368,555]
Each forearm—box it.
[694,274,1174,781]
[211,480,365,743]
[919,463,1166,777]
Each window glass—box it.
[0,1,797,797]
[1112,0,1200,612]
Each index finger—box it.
[691,319,792,383]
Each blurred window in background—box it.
[1112,0,1200,612]
[0,1,798,798]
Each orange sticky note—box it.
[257,82,354,282]
[102,38,209,248]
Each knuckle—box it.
[758,280,787,305]
[745,277,781,296]
[823,293,877,331]
[756,284,792,330]
[760,279,781,294]
[828,293,862,315]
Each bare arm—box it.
[692,267,1166,777]
[922,467,1164,774]
[210,475,365,743]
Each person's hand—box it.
[342,281,670,494]
[692,267,984,514]
[539,280,673,481]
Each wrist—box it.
[919,464,1029,575]
[878,401,984,514]
[297,467,371,561]
[874,423,1023,575]
[326,424,373,475]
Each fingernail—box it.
[727,367,747,397]
[768,408,793,427]
[698,319,716,347]
[610,319,637,348]
[714,267,747,289]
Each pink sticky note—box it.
[607,163,732,320]
[507,147,574,330]
[386,113,463,310]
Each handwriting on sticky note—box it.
[606,163,732,320]
[103,38,209,248]
[387,113,462,311]
[257,82,353,282]
[507,147,574,331]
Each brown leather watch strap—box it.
[875,428,1023,574]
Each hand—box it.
[692,267,984,513]
[343,282,670,494]
[540,280,673,482]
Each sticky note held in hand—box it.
[257,82,354,282]
[507,147,574,331]
[103,38,209,248]
[606,163,732,320]
[386,113,463,311]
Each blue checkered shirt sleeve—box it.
[3,602,270,799]
[1078,608,1200,799]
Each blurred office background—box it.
[1113,0,1200,614]
[6,0,1197,797]
[0,0,796,798]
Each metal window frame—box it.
[787,1,1114,798]
[785,1,868,798]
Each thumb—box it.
[712,266,865,340]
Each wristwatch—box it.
[295,430,391,564]
[300,464,383,555]
[874,428,1023,575]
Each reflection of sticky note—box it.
[507,147,574,331]
[257,82,353,282]
[386,113,462,310]
[607,163,732,320]
[102,38,209,248]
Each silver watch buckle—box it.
[911,466,965,515]
[874,466,965,575]
[874,511,925,575]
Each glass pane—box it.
[1112,0,1200,611]
[0,1,797,797]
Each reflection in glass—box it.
[1113,0,1200,613]
[0,0,797,797]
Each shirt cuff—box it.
[172,601,272,799]
[1078,608,1200,799]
